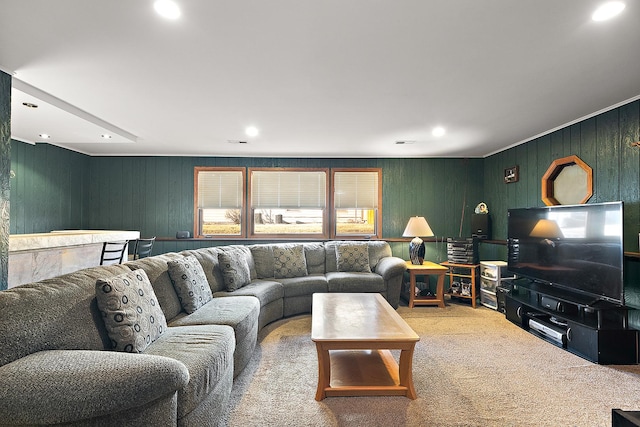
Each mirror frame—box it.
[541,155,593,206]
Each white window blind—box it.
[197,171,243,209]
[251,170,326,208]
[334,171,379,208]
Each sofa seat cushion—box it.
[279,274,328,298]
[144,325,235,421]
[168,296,260,377]
[168,296,259,346]
[213,280,284,308]
[0,349,189,425]
[326,271,385,293]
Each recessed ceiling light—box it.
[432,127,446,137]
[101,134,112,139]
[154,0,181,20]
[22,102,38,108]
[39,133,50,139]
[245,126,259,137]
[592,2,625,21]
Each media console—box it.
[505,278,638,364]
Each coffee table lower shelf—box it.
[315,349,415,400]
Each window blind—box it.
[197,170,242,209]
[251,170,326,208]
[334,171,378,208]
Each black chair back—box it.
[133,237,156,260]
[100,241,129,265]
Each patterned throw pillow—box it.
[336,243,372,273]
[273,245,308,279]
[95,269,167,353]
[167,255,213,314]
[218,251,251,291]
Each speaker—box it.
[176,231,191,239]
[471,214,491,239]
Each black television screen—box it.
[507,201,624,305]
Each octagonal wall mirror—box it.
[541,155,593,206]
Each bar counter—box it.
[8,230,140,288]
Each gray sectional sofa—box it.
[0,240,406,426]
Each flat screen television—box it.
[507,201,624,305]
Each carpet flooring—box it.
[217,301,640,426]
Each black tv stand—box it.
[505,278,638,364]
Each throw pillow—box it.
[167,255,213,314]
[218,251,251,291]
[95,269,167,353]
[336,243,372,273]
[273,245,308,279]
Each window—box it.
[194,167,245,237]
[332,168,381,238]
[193,166,382,240]
[249,168,329,238]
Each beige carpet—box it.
[217,302,640,427]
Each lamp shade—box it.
[529,219,563,239]
[403,216,434,238]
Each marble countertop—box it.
[9,230,141,252]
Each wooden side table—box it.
[440,262,480,308]
[405,261,448,308]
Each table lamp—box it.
[403,216,434,265]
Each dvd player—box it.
[528,318,566,346]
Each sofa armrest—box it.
[0,349,189,425]
[375,256,407,280]
[375,256,407,308]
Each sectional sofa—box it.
[0,240,406,426]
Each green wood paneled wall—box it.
[483,100,640,319]
[0,71,11,290]
[9,141,89,234]
[85,156,484,261]
[10,148,484,263]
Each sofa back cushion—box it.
[125,253,185,321]
[0,264,131,367]
[251,243,326,278]
[249,244,274,278]
[324,241,391,273]
[181,247,225,293]
[304,243,326,275]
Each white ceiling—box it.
[1,1,639,158]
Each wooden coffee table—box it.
[311,293,420,401]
